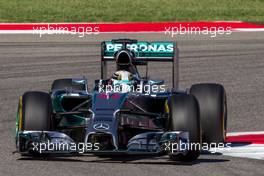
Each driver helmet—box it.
[111,70,134,92]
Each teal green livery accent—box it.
[104,42,175,58]
[52,94,65,112]
[52,94,85,126]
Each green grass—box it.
[0,0,263,23]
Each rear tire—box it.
[51,78,86,91]
[190,83,227,144]
[168,94,201,161]
[21,91,52,131]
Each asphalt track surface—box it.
[0,32,264,176]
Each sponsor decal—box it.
[105,43,173,53]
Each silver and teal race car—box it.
[15,39,227,161]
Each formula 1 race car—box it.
[15,39,227,161]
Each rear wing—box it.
[100,39,179,89]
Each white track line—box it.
[227,131,264,136]
[234,28,264,32]
[208,132,264,160]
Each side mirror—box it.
[72,78,87,85]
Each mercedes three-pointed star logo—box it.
[93,123,110,130]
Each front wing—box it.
[16,130,189,156]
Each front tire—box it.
[168,94,201,161]
[21,91,52,131]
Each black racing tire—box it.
[167,94,201,161]
[190,83,227,144]
[51,78,86,91]
[21,91,52,131]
